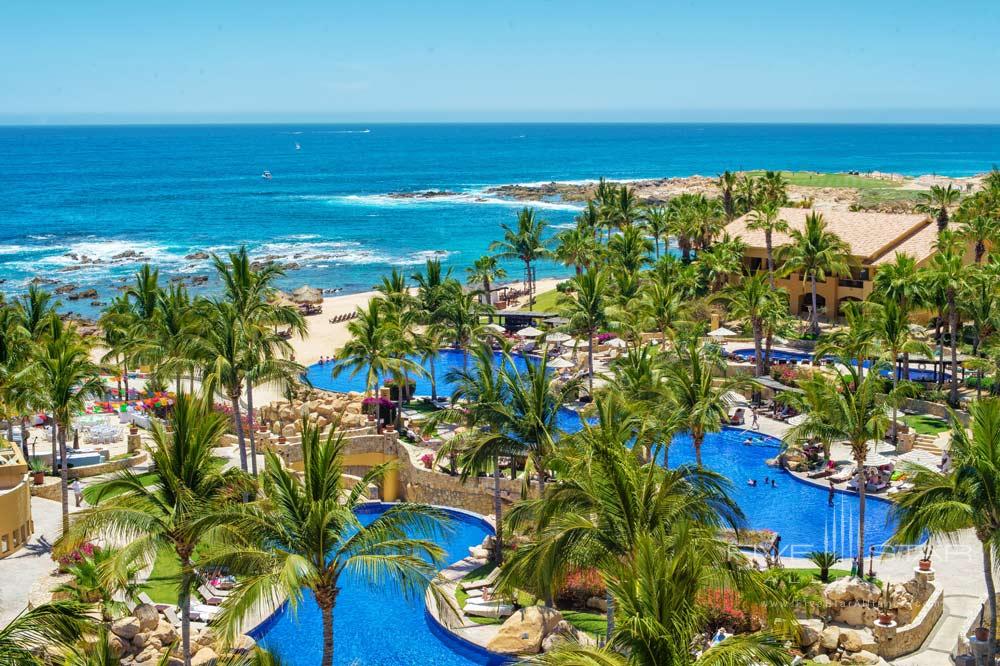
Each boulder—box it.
[840,629,864,652]
[469,546,490,559]
[837,603,880,626]
[151,620,177,645]
[798,618,824,647]
[132,633,149,650]
[229,635,256,655]
[825,577,881,605]
[842,650,881,665]
[133,604,160,632]
[541,620,581,652]
[812,656,831,665]
[112,617,142,641]
[820,626,841,651]
[191,647,219,666]
[586,596,608,612]
[193,628,216,648]
[486,607,564,655]
[134,647,158,663]
[282,424,296,437]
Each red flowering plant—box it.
[596,333,616,344]
[557,567,606,607]
[698,588,764,634]
[57,541,97,572]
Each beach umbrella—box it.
[544,331,571,343]
[605,337,627,348]
[547,357,575,369]
[562,338,590,349]
[516,326,543,338]
[708,327,737,339]
[482,323,506,334]
[291,285,324,304]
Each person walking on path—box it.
[71,478,83,507]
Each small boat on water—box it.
[295,142,301,151]
[262,170,272,180]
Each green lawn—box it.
[855,188,927,210]
[901,414,950,436]
[785,567,853,584]
[746,170,903,190]
[521,289,562,313]
[83,471,157,504]
[145,544,182,604]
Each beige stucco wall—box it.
[0,439,33,558]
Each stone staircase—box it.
[911,433,945,456]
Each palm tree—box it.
[734,173,759,216]
[55,546,141,624]
[502,395,745,629]
[607,225,652,274]
[915,184,961,233]
[643,206,671,259]
[698,233,746,292]
[636,279,686,338]
[872,253,926,379]
[869,301,933,446]
[411,259,451,320]
[775,212,850,335]
[207,420,451,666]
[758,170,789,207]
[65,391,241,666]
[490,207,551,310]
[35,321,103,532]
[890,398,1000,664]
[17,284,59,339]
[243,329,304,476]
[785,363,903,575]
[717,171,739,222]
[554,227,598,276]
[525,531,791,666]
[465,255,506,306]
[0,602,86,666]
[717,273,780,377]
[959,214,997,264]
[437,281,489,357]
[333,299,394,397]
[745,202,789,289]
[414,326,447,403]
[929,232,968,405]
[560,268,608,395]
[662,340,749,467]
[603,184,645,232]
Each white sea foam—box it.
[320,192,583,212]
[0,244,49,256]
[312,129,371,134]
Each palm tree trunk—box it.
[752,319,763,378]
[246,384,258,477]
[765,234,776,290]
[891,350,899,448]
[936,310,945,390]
[123,364,130,401]
[50,422,58,476]
[982,539,997,663]
[855,452,866,577]
[230,394,248,472]
[180,571,192,666]
[810,275,819,335]
[493,457,503,565]
[429,360,438,403]
[949,293,959,406]
[764,331,773,372]
[525,260,534,310]
[588,332,595,396]
[694,432,703,467]
[321,604,335,666]
[483,279,491,306]
[605,592,615,642]
[58,422,69,533]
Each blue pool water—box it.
[730,348,950,382]
[252,503,505,666]
[308,348,900,558]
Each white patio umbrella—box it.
[605,337,627,348]
[545,331,572,343]
[516,326,543,338]
[547,357,575,369]
[562,338,590,349]
[708,327,737,339]
[482,323,506,334]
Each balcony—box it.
[839,278,865,289]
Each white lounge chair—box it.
[464,601,514,618]
[460,567,500,591]
[830,465,857,484]
[190,604,221,622]
[198,584,224,606]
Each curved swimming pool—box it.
[729,347,949,382]
[251,503,506,666]
[306,350,900,557]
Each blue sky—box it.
[2,0,999,123]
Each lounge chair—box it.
[163,606,181,627]
[464,600,515,619]
[829,465,856,484]
[198,584,224,606]
[190,604,221,622]
[205,580,231,598]
[461,567,500,591]
[807,468,835,480]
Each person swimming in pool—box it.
[743,437,753,446]
[747,479,757,487]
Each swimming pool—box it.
[729,348,950,383]
[306,349,899,557]
[251,503,506,666]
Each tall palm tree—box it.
[717,273,780,377]
[758,170,789,207]
[602,184,645,232]
[243,329,305,476]
[560,269,608,396]
[890,398,1000,664]
[636,279,686,338]
[775,212,851,335]
[869,301,933,446]
[65,391,241,666]
[207,421,451,666]
[607,225,652,275]
[411,259,451,321]
[915,184,961,233]
[0,602,86,666]
[465,255,506,306]
[734,173,759,216]
[745,202,789,289]
[929,232,968,405]
[490,207,551,310]
[643,206,671,259]
[554,227,598,276]
[662,340,749,467]
[333,299,394,397]
[35,321,103,532]
[17,284,59,339]
[785,363,903,575]
[525,531,791,666]
[959,214,997,264]
[872,253,926,379]
[717,171,739,222]
[437,281,490,358]
[414,326,447,403]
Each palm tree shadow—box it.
[19,536,54,557]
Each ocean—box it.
[1,123,998,317]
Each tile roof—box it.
[726,208,934,264]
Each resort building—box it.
[0,438,33,558]
[726,207,952,317]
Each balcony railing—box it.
[839,278,865,289]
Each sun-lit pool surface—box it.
[729,347,950,382]
[305,349,901,558]
[251,504,507,666]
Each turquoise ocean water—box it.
[1,123,998,315]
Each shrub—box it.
[557,568,605,606]
[699,588,757,634]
